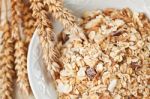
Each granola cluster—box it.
[54,8,150,99]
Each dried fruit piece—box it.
[130,62,141,70]
[86,67,97,79]
[111,31,123,36]
[61,32,69,44]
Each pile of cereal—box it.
[54,8,150,98]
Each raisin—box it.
[130,62,141,70]
[111,31,123,36]
[86,67,97,79]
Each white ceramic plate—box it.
[27,0,150,99]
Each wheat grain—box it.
[30,0,61,79]
[44,0,87,41]
[11,0,31,95]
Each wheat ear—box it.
[11,0,31,95]
[11,0,20,40]
[14,40,31,95]
[0,21,15,99]
[0,0,15,98]
[44,0,87,41]
[30,0,61,79]
[22,1,36,44]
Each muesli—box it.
[55,8,150,99]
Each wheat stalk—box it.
[44,0,87,41]
[30,0,61,79]
[11,0,31,95]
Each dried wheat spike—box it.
[44,0,87,41]
[11,0,20,40]
[11,0,31,95]
[21,1,36,44]
[0,22,15,99]
[30,0,61,79]
[14,40,31,95]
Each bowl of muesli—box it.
[28,0,150,99]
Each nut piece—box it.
[57,81,72,94]
[108,79,117,92]
[77,67,86,77]
[114,94,121,99]
[86,67,97,79]
[96,62,104,72]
